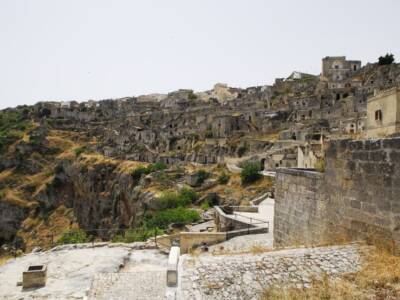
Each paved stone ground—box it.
[178,244,363,300]
[0,245,168,300]
[88,271,166,300]
[0,246,130,299]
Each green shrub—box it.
[196,169,210,185]
[179,187,198,203]
[218,172,230,184]
[148,207,200,229]
[151,162,168,171]
[57,228,88,245]
[201,201,210,210]
[132,163,168,182]
[112,227,163,243]
[157,187,198,209]
[74,147,86,157]
[240,162,261,185]
[131,166,150,181]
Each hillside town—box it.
[1,54,400,299]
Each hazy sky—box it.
[1,0,399,109]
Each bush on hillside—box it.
[157,187,198,209]
[57,228,88,245]
[218,172,230,184]
[131,162,168,182]
[148,207,200,229]
[240,162,262,185]
[196,169,211,185]
[112,227,163,243]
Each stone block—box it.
[353,151,371,161]
[167,246,180,287]
[22,265,47,289]
[349,140,364,151]
[389,151,400,162]
[382,138,400,149]
[350,200,361,209]
[364,140,381,151]
[376,198,391,212]
[369,151,387,162]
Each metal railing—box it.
[7,227,170,257]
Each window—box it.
[334,65,339,69]
[375,110,382,121]
[353,65,357,71]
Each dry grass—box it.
[1,189,34,208]
[116,160,149,174]
[261,247,400,300]
[207,172,274,205]
[0,255,12,266]
[250,245,271,254]
[18,205,77,251]
[0,168,14,183]
[79,153,120,166]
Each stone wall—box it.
[275,137,400,250]
[274,169,326,246]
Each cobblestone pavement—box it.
[88,249,169,300]
[179,244,364,300]
[88,271,166,300]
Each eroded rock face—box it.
[0,201,28,243]
[34,159,154,234]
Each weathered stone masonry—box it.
[275,137,400,249]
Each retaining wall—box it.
[275,137,400,250]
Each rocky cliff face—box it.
[35,156,152,232]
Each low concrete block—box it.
[167,246,180,287]
[22,265,47,289]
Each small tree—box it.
[378,53,395,65]
[240,162,261,185]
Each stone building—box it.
[322,56,361,82]
[366,87,400,138]
[297,143,322,169]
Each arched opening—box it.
[260,158,266,171]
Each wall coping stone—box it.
[276,168,323,179]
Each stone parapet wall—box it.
[214,206,257,232]
[275,137,400,250]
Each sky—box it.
[0,0,399,109]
